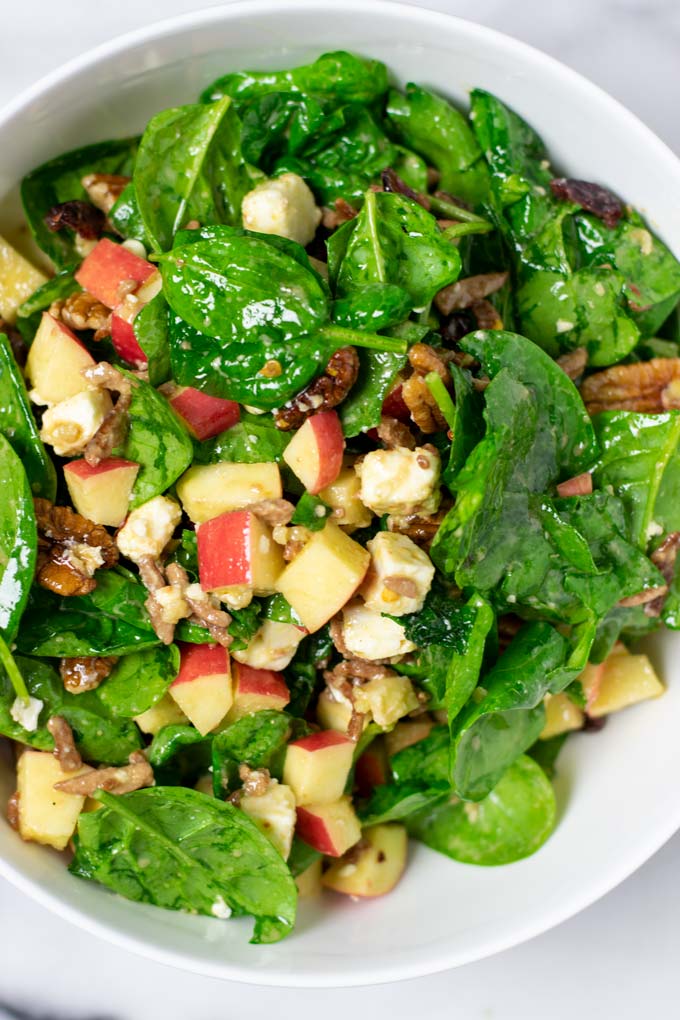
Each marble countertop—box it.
[2,1,679,1016]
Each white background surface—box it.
[2,1,680,1016]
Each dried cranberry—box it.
[550,178,623,228]
[380,168,430,210]
[583,713,607,733]
[44,200,106,240]
[440,310,475,344]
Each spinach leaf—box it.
[15,267,80,343]
[202,51,388,106]
[98,645,179,718]
[291,493,332,531]
[112,371,192,507]
[211,710,293,797]
[0,333,56,499]
[70,786,297,944]
[148,723,207,767]
[0,655,141,763]
[134,97,252,252]
[407,755,556,865]
[193,410,291,465]
[134,292,171,386]
[285,628,331,717]
[0,436,37,642]
[287,836,321,878]
[108,183,149,245]
[528,733,569,778]
[443,363,483,486]
[390,725,450,789]
[15,570,159,657]
[339,348,407,438]
[21,137,138,267]
[386,84,489,205]
[360,783,447,827]
[332,283,412,333]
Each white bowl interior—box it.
[2,0,680,987]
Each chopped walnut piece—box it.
[322,198,359,230]
[325,659,398,684]
[81,362,133,465]
[248,499,296,527]
[238,763,270,798]
[51,290,111,336]
[59,655,117,694]
[435,272,508,315]
[401,373,447,433]
[34,499,117,596]
[136,556,175,645]
[619,585,668,607]
[387,507,447,549]
[47,716,82,772]
[581,358,680,415]
[556,347,588,381]
[44,200,105,240]
[6,792,19,831]
[376,416,417,450]
[275,347,359,431]
[81,173,130,214]
[53,751,154,796]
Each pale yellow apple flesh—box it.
[26,312,96,404]
[177,462,282,524]
[64,458,139,527]
[16,751,90,851]
[0,235,47,323]
[283,730,355,805]
[322,823,408,897]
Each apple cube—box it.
[75,238,155,308]
[134,693,188,734]
[25,312,95,405]
[111,311,146,366]
[16,750,90,851]
[385,718,433,758]
[540,692,584,739]
[283,730,354,805]
[283,410,344,494]
[296,796,362,857]
[240,779,297,859]
[169,643,232,736]
[232,619,306,672]
[579,661,606,710]
[316,688,358,735]
[354,741,389,797]
[319,466,372,530]
[353,673,420,729]
[322,823,407,896]
[225,662,290,722]
[64,457,139,528]
[197,510,284,596]
[295,856,322,897]
[165,384,240,441]
[276,521,370,633]
[0,234,48,323]
[177,462,282,524]
[589,647,664,717]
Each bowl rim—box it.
[2,0,680,987]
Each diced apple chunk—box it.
[197,509,284,596]
[177,462,282,523]
[240,780,297,858]
[276,521,370,633]
[75,237,155,308]
[16,750,90,851]
[319,466,372,530]
[353,673,420,729]
[283,410,344,494]
[165,384,240,441]
[231,619,305,672]
[316,688,369,734]
[322,823,408,897]
[295,857,322,897]
[134,694,188,735]
[0,235,48,323]
[540,692,584,739]
[283,730,355,805]
[64,457,140,528]
[169,643,232,736]
[39,389,112,456]
[589,647,664,717]
[295,796,362,857]
[25,313,95,405]
[225,662,290,722]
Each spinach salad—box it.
[0,50,678,944]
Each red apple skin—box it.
[354,747,388,797]
[63,456,138,481]
[169,387,240,441]
[198,510,252,590]
[295,808,339,855]
[75,238,155,308]
[234,663,289,702]
[174,642,229,685]
[289,730,352,754]
[295,801,361,857]
[307,411,345,493]
[381,383,410,423]
[111,312,147,365]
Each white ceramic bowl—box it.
[2,0,680,988]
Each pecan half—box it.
[248,499,295,527]
[580,358,680,415]
[401,374,447,433]
[54,751,154,796]
[51,290,110,336]
[47,716,82,772]
[34,499,117,596]
[471,299,503,331]
[321,198,359,230]
[435,272,508,316]
[81,173,130,215]
[550,178,623,229]
[275,347,359,431]
[238,764,270,798]
[376,416,417,450]
[44,200,105,240]
[81,362,133,465]
[387,507,448,548]
[556,347,588,381]
[59,655,118,694]
[408,342,452,383]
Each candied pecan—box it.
[347,709,366,743]
[329,615,352,659]
[550,178,623,229]
[51,290,111,335]
[238,763,270,797]
[44,200,105,240]
[380,168,430,210]
[384,575,418,598]
[556,473,593,498]
[6,791,19,830]
[556,347,588,381]
[401,374,447,433]
[54,751,154,796]
[387,508,446,548]
[274,347,359,431]
[59,655,117,694]
[321,198,359,230]
[435,272,508,315]
[471,299,503,331]
[376,416,417,450]
[81,362,133,465]
[164,562,232,647]
[580,358,680,415]
[249,499,295,527]
[619,585,668,607]
[325,659,398,683]
[34,499,117,596]
[408,342,452,384]
[47,716,82,772]
[81,173,130,214]
[136,556,175,645]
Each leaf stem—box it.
[425,371,457,432]
[319,324,408,354]
[429,195,490,224]
[442,221,494,240]
[0,634,29,703]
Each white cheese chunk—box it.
[10,696,43,732]
[357,446,441,517]
[116,495,182,564]
[240,780,297,859]
[39,389,112,456]
[232,619,305,671]
[241,173,321,246]
[154,585,191,626]
[361,531,435,616]
[353,674,421,729]
[341,601,415,661]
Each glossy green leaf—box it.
[0,333,56,499]
[0,435,37,642]
[98,645,180,718]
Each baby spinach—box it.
[360,783,447,827]
[339,348,407,439]
[15,267,80,342]
[407,755,556,865]
[108,182,149,245]
[0,333,56,499]
[134,292,171,385]
[194,411,291,465]
[443,363,483,486]
[148,724,207,767]
[285,628,331,717]
[98,645,179,718]
[113,370,193,507]
[0,436,37,643]
[212,710,293,797]
[387,84,489,205]
[287,836,321,878]
[21,137,138,266]
[70,786,297,944]
[291,493,332,531]
[134,97,253,251]
[332,283,412,333]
